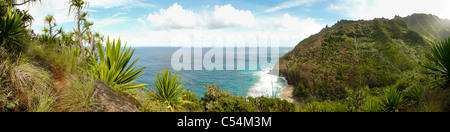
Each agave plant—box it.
[90,36,148,92]
[0,8,27,53]
[423,37,450,88]
[409,84,424,101]
[380,86,406,112]
[152,68,189,112]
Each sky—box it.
[17,0,450,47]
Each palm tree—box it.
[79,12,92,35]
[44,14,55,41]
[61,31,76,47]
[423,37,450,88]
[68,0,87,52]
[83,31,103,57]
[41,27,48,34]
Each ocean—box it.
[132,47,293,98]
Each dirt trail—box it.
[279,85,302,107]
[48,63,66,95]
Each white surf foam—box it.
[247,68,285,98]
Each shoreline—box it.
[279,84,302,107]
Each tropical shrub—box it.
[152,68,189,112]
[90,36,148,92]
[138,89,170,112]
[408,84,424,101]
[207,96,254,112]
[180,90,202,111]
[314,83,330,100]
[302,100,348,112]
[248,96,295,112]
[380,86,406,112]
[0,8,27,54]
[294,83,310,98]
[423,37,450,88]
[201,83,232,103]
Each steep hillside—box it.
[279,14,450,100]
[399,13,450,41]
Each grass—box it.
[9,61,54,112]
[28,85,56,112]
[56,74,95,112]
[415,88,446,112]
[138,89,175,112]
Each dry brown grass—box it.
[9,61,55,111]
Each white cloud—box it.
[207,4,256,29]
[113,13,324,47]
[146,3,257,30]
[92,18,126,29]
[91,12,127,29]
[265,0,325,13]
[329,0,450,20]
[17,1,326,47]
[257,14,325,42]
[86,0,154,9]
[147,3,198,30]
[16,0,150,34]
[137,18,146,26]
[16,0,72,30]
[105,28,323,47]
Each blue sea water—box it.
[132,47,293,98]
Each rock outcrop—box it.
[91,80,141,112]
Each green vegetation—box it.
[301,100,348,112]
[199,83,295,112]
[279,13,450,112]
[1,0,449,112]
[0,8,27,54]
[423,37,450,88]
[400,14,450,41]
[151,68,188,112]
[1,0,293,112]
[57,74,95,112]
[0,0,150,112]
[380,86,406,112]
[360,96,384,112]
[89,37,148,93]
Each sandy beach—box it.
[279,85,302,107]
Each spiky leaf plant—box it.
[90,36,148,92]
[152,68,189,112]
[423,37,450,88]
[380,86,406,112]
[0,8,27,53]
